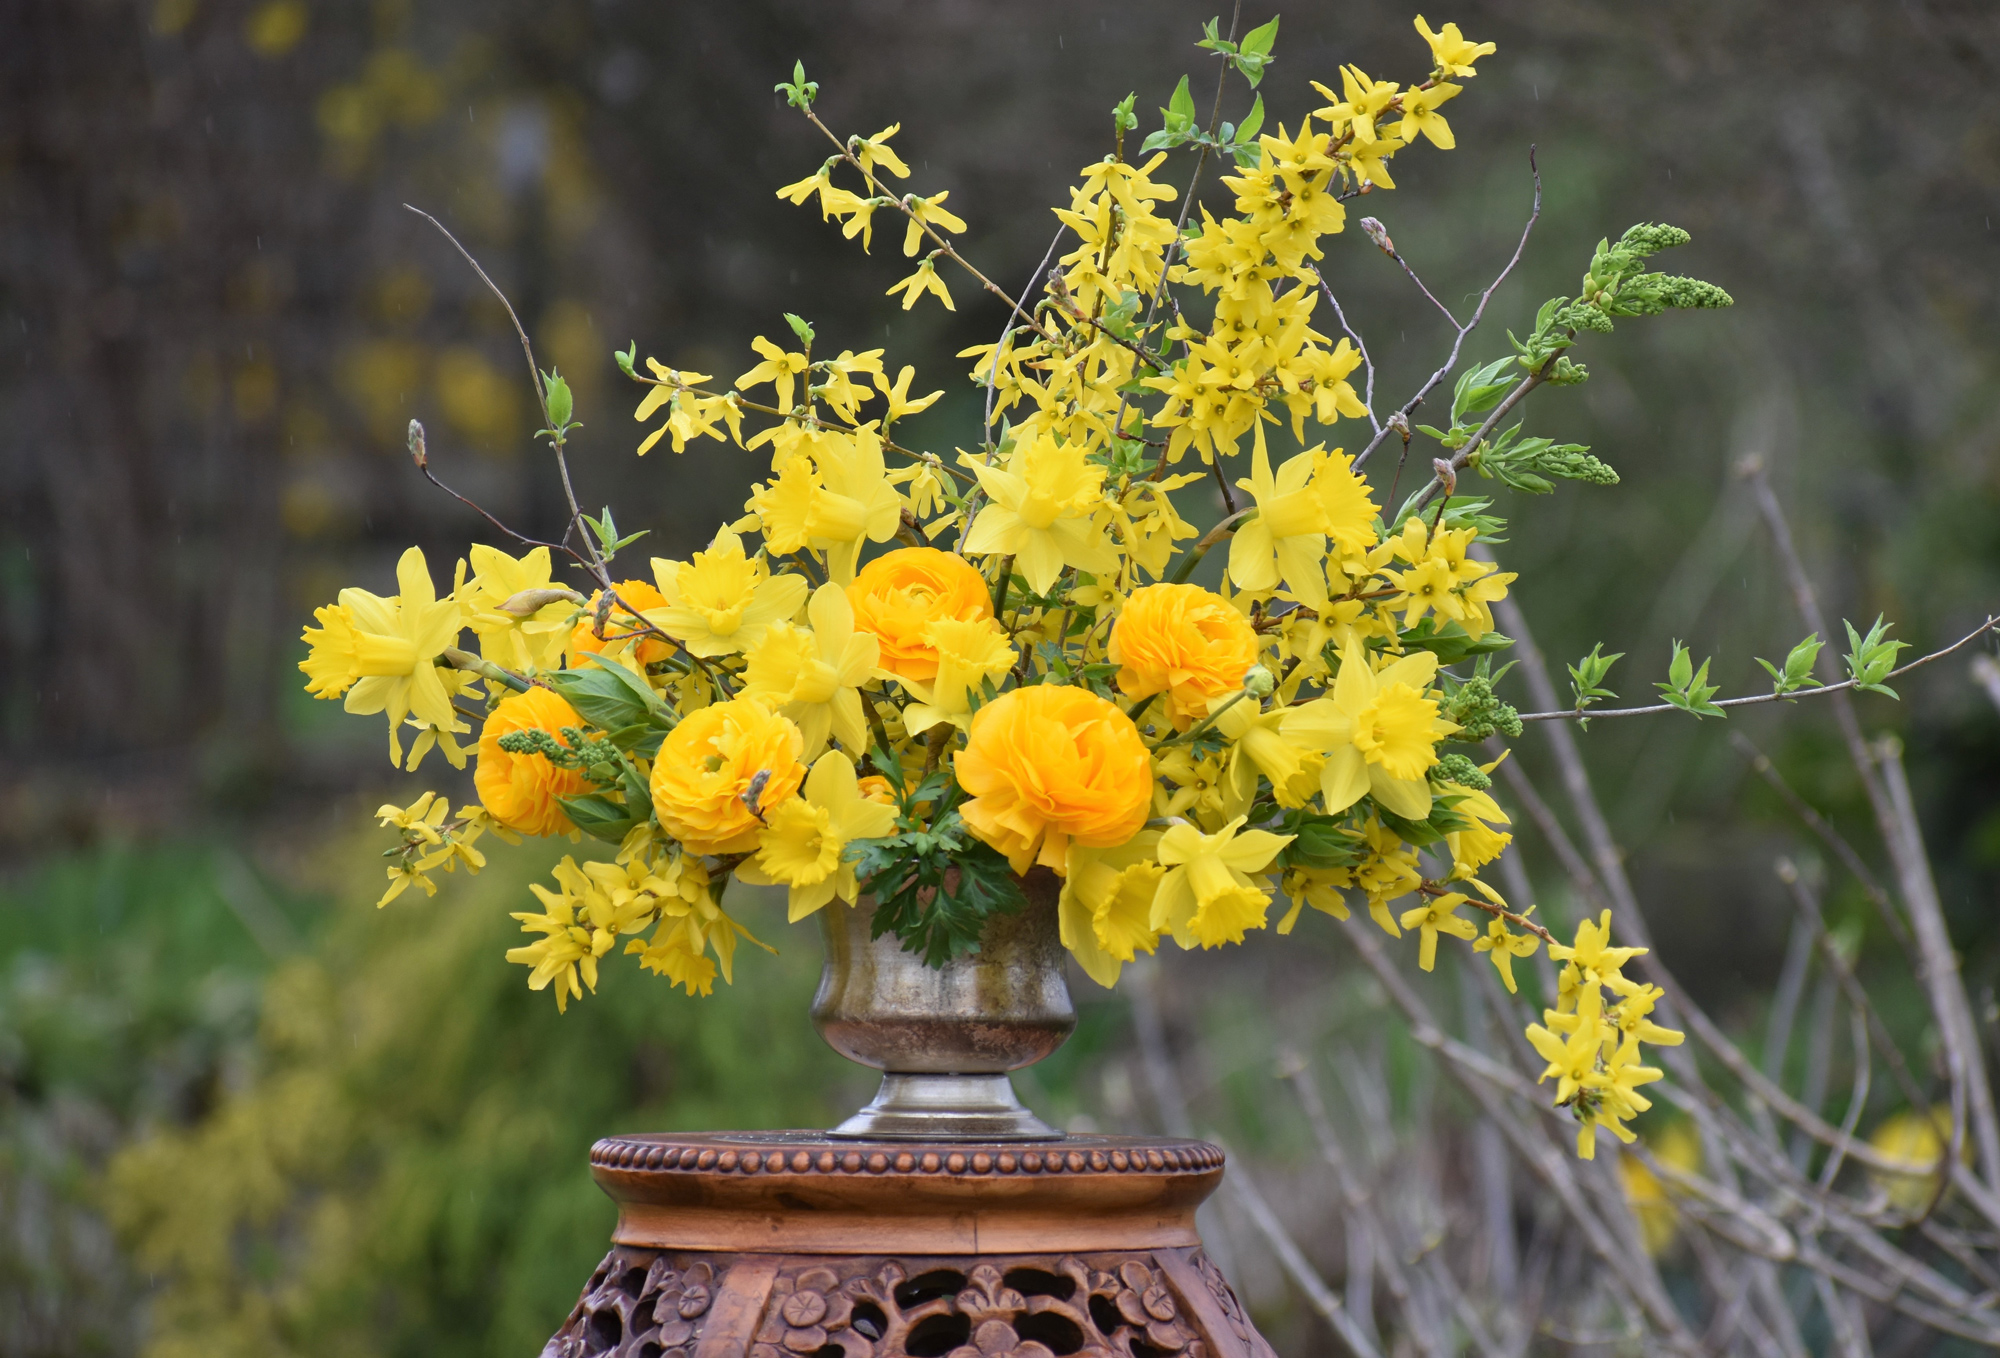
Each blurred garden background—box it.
[3,0,2000,1353]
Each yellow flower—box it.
[741,582,879,757]
[901,191,967,256]
[749,431,903,583]
[505,856,659,1012]
[1312,67,1400,145]
[1445,783,1512,873]
[736,336,810,413]
[886,257,954,311]
[1151,815,1293,948]
[1548,910,1645,984]
[900,617,1017,735]
[474,686,593,837]
[1352,815,1422,933]
[1207,695,1319,816]
[1282,639,1454,820]
[853,123,911,180]
[1397,82,1460,149]
[648,527,810,658]
[1473,915,1540,994]
[1278,866,1352,931]
[846,546,996,681]
[874,365,944,423]
[649,696,808,854]
[459,544,576,676]
[956,684,1154,875]
[1399,891,1478,971]
[738,750,898,920]
[1108,583,1261,729]
[299,546,464,766]
[1229,444,1333,605]
[1059,831,1165,988]
[963,431,1119,594]
[1415,15,1496,78]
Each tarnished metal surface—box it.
[811,868,1073,1140]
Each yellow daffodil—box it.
[742,582,879,757]
[897,616,1016,735]
[1152,816,1294,949]
[738,750,898,921]
[1229,443,1337,606]
[648,526,809,657]
[1207,694,1319,816]
[1282,638,1454,820]
[1059,831,1165,987]
[964,431,1120,594]
[459,543,576,676]
[299,546,464,767]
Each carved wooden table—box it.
[540,1132,1279,1358]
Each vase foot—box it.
[830,1071,1063,1141]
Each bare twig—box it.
[1353,148,1541,472]
[1223,1157,1385,1358]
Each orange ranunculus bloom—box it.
[956,685,1153,876]
[475,687,592,836]
[846,546,993,682]
[1108,583,1260,729]
[570,579,671,667]
[650,696,807,854]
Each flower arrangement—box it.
[298,14,1972,1159]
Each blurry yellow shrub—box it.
[108,846,842,1356]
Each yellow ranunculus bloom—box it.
[649,696,807,855]
[845,546,994,681]
[474,687,592,838]
[956,684,1153,876]
[1109,583,1262,729]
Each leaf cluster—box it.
[1656,640,1724,718]
[1843,615,1909,698]
[848,807,1026,967]
[1755,633,1825,696]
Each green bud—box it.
[1242,664,1276,697]
[543,370,574,428]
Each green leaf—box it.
[1451,357,1516,422]
[556,793,642,844]
[1166,74,1196,128]
[1398,616,1513,666]
[614,342,637,378]
[1655,640,1724,718]
[577,652,668,716]
[1567,643,1622,710]
[1240,14,1280,57]
[1754,633,1824,696]
[849,810,1027,967]
[783,312,816,348]
[546,663,654,733]
[1112,92,1138,133]
[1842,615,1908,699]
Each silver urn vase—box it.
[811,866,1074,1140]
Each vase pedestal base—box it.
[541,1131,1278,1358]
